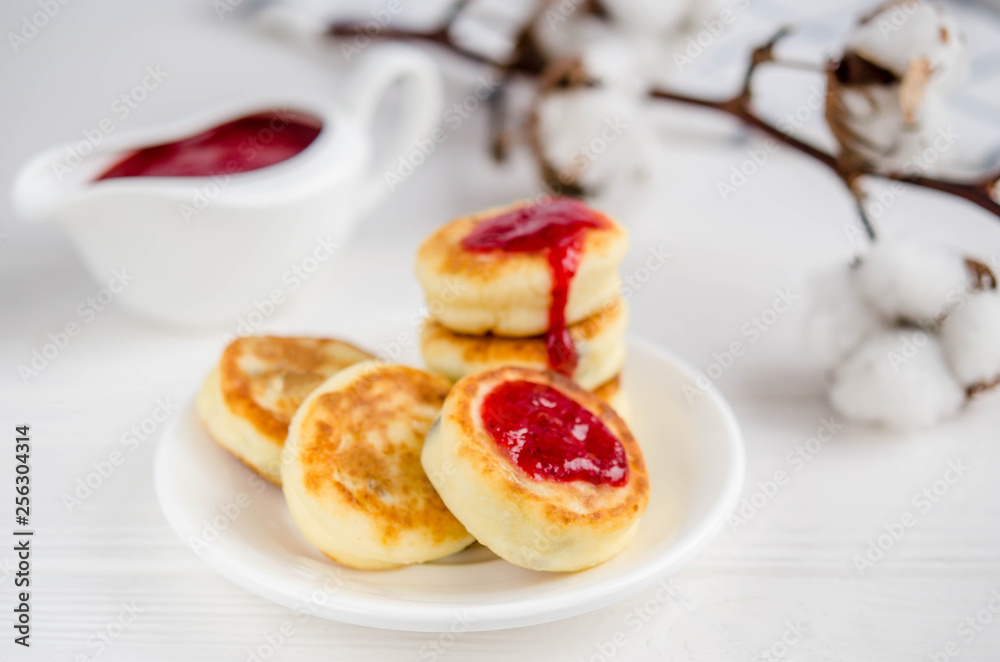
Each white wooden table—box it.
[3,0,1000,659]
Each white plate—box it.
[154,337,744,632]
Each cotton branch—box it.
[324,8,1000,230]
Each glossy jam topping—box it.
[95,110,322,180]
[481,380,628,486]
[460,197,610,376]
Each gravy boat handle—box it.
[346,44,443,215]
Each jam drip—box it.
[460,197,609,376]
[95,110,322,180]
[481,380,627,486]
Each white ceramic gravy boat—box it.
[12,44,441,327]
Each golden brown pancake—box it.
[422,366,648,571]
[420,297,627,390]
[197,335,373,485]
[281,361,475,569]
[414,200,628,336]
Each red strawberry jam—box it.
[95,110,322,180]
[459,197,610,376]
[481,380,627,486]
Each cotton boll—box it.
[940,290,1000,387]
[847,0,967,91]
[803,266,887,370]
[831,82,951,174]
[827,57,954,174]
[829,2,965,174]
[853,240,970,324]
[829,328,965,429]
[536,86,651,193]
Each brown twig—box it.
[646,84,1000,223]
[326,0,547,74]
[739,26,792,101]
[328,23,498,68]
[646,88,836,169]
[969,375,1000,398]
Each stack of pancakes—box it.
[415,200,631,418]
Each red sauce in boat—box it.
[459,197,610,376]
[481,380,627,486]
[95,110,322,180]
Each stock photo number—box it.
[13,425,32,648]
